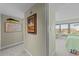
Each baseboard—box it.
[1,41,24,50]
[24,48,32,56]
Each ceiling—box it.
[1,3,79,21]
[55,3,79,21]
[0,3,35,19]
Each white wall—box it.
[1,14,23,48]
[48,4,56,56]
[24,3,56,56]
[24,4,47,56]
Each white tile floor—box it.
[0,44,29,56]
[0,37,76,56]
[55,37,75,56]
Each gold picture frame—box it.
[27,13,37,34]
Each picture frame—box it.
[5,18,22,32]
[5,22,22,32]
[27,13,37,34]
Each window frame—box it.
[70,22,79,34]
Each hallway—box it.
[0,44,29,56]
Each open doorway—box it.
[55,3,79,56]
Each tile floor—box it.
[0,37,76,56]
[0,44,29,56]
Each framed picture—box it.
[5,18,22,32]
[27,13,37,34]
[5,22,21,32]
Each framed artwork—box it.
[5,18,22,32]
[5,22,21,32]
[27,13,37,34]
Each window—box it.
[70,23,79,34]
[61,24,68,35]
[56,25,60,35]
